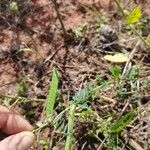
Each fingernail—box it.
[18,133,35,150]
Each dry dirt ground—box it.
[0,0,150,149]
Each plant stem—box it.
[114,0,126,18]
[130,25,150,48]
[65,104,76,150]
[32,123,49,133]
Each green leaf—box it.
[126,6,142,25]
[46,68,59,120]
[72,84,94,104]
[110,110,135,133]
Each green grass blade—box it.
[110,110,135,133]
[46,68,59,120]
[65,104,76,150]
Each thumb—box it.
[0,131,35,150]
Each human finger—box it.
[0,131,35,150]
[0,106,33,134]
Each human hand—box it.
[0,106,35,150]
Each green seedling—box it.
[109,65,122,80]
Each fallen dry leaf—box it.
[104,53,128,63]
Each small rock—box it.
[100,25,118,43]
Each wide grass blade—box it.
[46,68,59,120]
[110,110,135,133]
[65,104,76,150]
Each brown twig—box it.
[51,0,67,36]
[122,40,141,77]
[129,139,144,150]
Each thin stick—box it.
[51,0,67,36]
[120,100,129,115]
[122,40,141,77]
[129,139,144,150]
[32,123,49,133]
